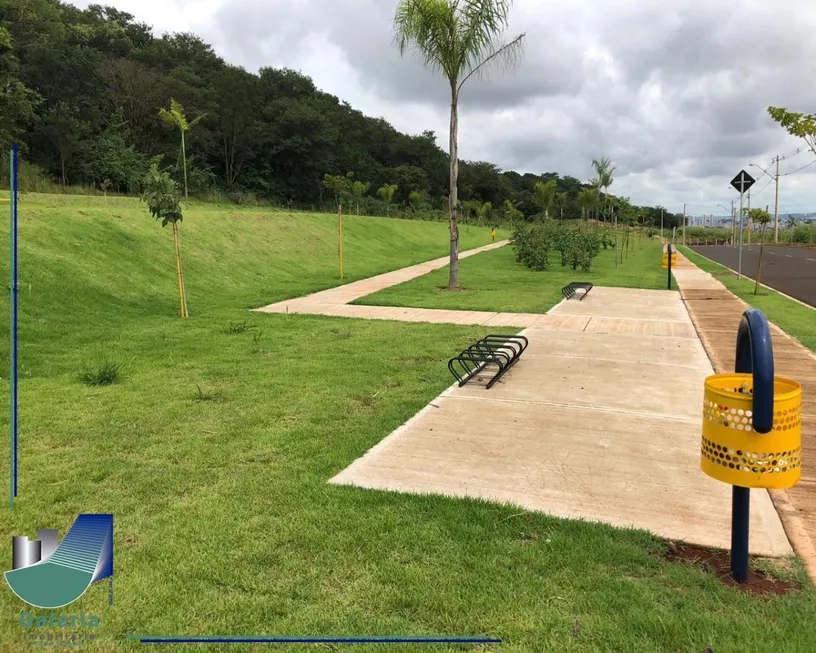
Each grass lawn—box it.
[0,198,814,652]
[354,236,669,314]
[680,246,816,352]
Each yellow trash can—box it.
[661,254,677,269]
[701,373,802,489]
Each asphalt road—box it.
[690,244,816,308]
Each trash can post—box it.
[667,243,673,290]
[730,309,774,583]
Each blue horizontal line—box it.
[132,636,501,645]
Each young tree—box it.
[142,163,189,318]
[476,201,493,222]
[377,183,398,216]
[746,208,772,295]
[394,0,525,290]
[409,189,428,211]
[351,180,370,215]
[159,99,205,200]
[503,199,523,223]
[323,173,354,209]
[533,179,557,219]
[768,107,816,154]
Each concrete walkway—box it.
[256,242,692,335]
[672,251,816,578]
[330,286,792,556]
[255,241,509,320]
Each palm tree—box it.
[589,176,602,222]
[578,188,596,222]
[377,183,398,216]
[591,156,616,220]
[395,0,525,290]
[554,192,568,220]
[159,99,205,201]
[352,180,370,215]
[533,179,557,219]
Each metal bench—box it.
[448,335,529,390]
[562,282,593,301]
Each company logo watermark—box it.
[19,610,101,647]
[5,514,113,609]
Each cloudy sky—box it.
[71,0,816,216]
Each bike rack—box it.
[448,335,529,390]
[562,282,593,301]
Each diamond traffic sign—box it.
[730,170,756,194]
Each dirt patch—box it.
[663,542,799,596]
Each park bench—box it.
[562,282,593,301]
[448,335,529,390]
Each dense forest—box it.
[0,0,681,226]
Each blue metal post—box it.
[9,144,18,509]
[667,243,673,290]
[730,308,775,582]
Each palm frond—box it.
[394,0,458,80]
[457,34,525,92]
[457,0,523,86]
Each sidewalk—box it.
[330,286,791,556]
[672,252,816,578]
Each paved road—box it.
[690,244,816,307]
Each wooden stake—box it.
[173,223,188,318]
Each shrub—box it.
[557,229,601,272]
[513,223,551,271]
[600,230,616,250]
[790,226,812,244]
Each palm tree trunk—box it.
[181,128,189,201]
[448,85,460,291]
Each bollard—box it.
[700,308,802,582]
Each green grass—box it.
[355,236,669,314]
[0,197,814,652]
[680,246,816,352]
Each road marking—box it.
[785,254,793,258]
[808,258,816,262]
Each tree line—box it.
[0,0,681,228]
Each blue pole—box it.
[9,145,18,509]
[13,143,18,501]
[730,308,775,582]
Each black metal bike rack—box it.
[562,282,593,301]
[448,335,529,390]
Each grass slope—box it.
[355,236,669,314]
[680,246,816,352]
[0,198,812,652]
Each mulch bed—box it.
[664,542,799,596]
